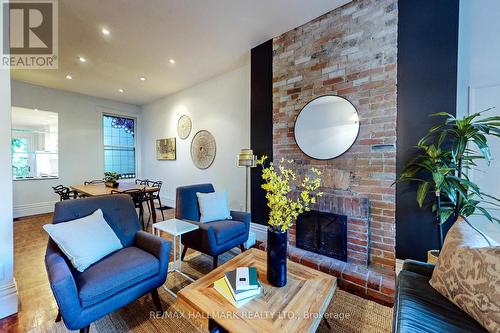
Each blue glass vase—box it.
[267,227,287,287]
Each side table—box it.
[152,218,199,297]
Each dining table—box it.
[70,182,160,224]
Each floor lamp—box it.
[237,149,257,213]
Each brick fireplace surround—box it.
[290,192,371,266]
[261,0,398,305]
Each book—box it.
[224,270,261,301]
[236,267,250,290]
[234,267,259,291]
[213,277,254,309]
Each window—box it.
[11,107,59,180]
[103,115,136,179]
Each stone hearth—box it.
[256,242,395,306]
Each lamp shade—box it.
[237,148,257,167]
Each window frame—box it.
[99,107,140,181]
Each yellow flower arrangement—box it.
[256,155,323,232]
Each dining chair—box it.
[111,188,148,230]
[52,185,78,201]
[148,181,165,222]
[135,179,152,223]
[84,179,105,185]
[135,179,149,185]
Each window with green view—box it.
[12,138,30,178]
[11,107,59,180]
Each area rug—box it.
[28,249,392,333]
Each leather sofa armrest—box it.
[45,241,82,322]
[402,259,435,278]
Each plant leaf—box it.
[417,182,430,207]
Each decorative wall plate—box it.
[177,115,192,139]
[191,130,216,169]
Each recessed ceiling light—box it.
[118,89,124,93]
[101,28,110,36]
[34,108,39,111]
[169,59,175,64]
[65,74,73,80]
[139,77,146,81]
[78,56,86,63]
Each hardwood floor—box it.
[0,208,177,333]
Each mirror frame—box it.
[293,95,360,160]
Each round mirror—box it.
[294,95,359,160]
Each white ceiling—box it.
[11,0,350,106]
[12,107,58,129]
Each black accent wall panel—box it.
[396,0,459,260]
[250,40,273,225]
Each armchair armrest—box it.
[180,214,251,255]
[402,259,435,278]
[135,231,171,260]
[45,241,82,322]
[187,219,218,250]
[135,231,171,278]
[230,210,251,225]
[231,210,251,238]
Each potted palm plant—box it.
[256,156,322,287]
[397,109,500,259]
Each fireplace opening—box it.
[296,210,347,262]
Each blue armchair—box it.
[176,184,250,269]
[45,195,171,333]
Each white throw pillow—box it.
[43,209,123,272]
[196,191,232,223]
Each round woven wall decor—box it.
[191,130,216,169]
[177,115,192,139]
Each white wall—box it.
[0,1,18,318]
[457,0,500,117]
[141,62,250,210]
[11,81,141,217]
[457,0,500,241]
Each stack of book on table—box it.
[214,267,261,308]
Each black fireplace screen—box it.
[296,210,347,262]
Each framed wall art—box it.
[156,138,176,160]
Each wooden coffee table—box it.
[177,248,336,333]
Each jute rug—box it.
[29,249,392,333]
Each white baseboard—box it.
[250,222,267,242]
[0,279,18,319]
[13,201,56,218]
